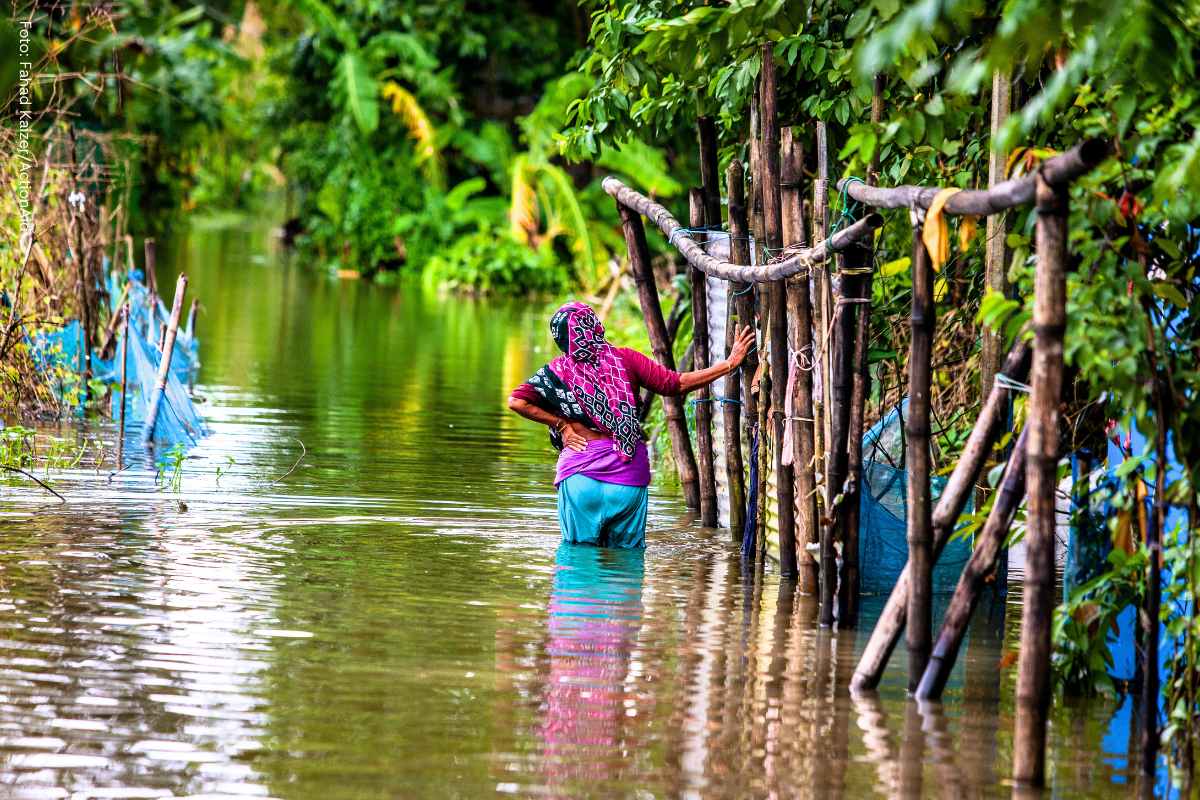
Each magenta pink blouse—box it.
[510,347,682,487]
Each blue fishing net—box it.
[859,400,972,595]
[27,271,206,447]
[107,274,206,446]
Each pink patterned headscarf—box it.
[548,302,640,461]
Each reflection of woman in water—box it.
[508,301,753,548]
[540,543,645,787]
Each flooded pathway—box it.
[1,225,1143,797]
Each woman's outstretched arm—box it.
[676,325,755,394]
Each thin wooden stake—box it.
[690,189,719,527]
[1141,310,1167,778]
[117,302,129,467]
[782,126,818,593]
[760,42,797,577]
[615,201,701,509]
[726,161,754,541]
[1013,170,1068,786]
[97,280,132,358]
[186,297,199,339]
[916,426,1029,700]
[906,216,935,688]
[837,238,872,627]
[697,116,722,232]
[813,122,836,624]
[143,237,158,296]
[840,75,885,625]
[140,273,187,445]
[981,69,1012,401]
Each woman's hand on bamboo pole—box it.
[726,325,755,370]
[676,326,754,393]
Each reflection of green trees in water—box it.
[170,224,557,498]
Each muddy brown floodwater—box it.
[0,224,1149,798]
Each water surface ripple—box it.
[1,228,1139,798]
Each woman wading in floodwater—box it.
[508,301,754,549]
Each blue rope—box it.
[831,176,865,234]
[741,426,760,560]
[688,396,743,407]
[732,283,754,297]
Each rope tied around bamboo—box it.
[601,177,883,284]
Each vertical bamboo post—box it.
[689,189,719,527]
[813,123,837,624]
[781,127,818,593]
[1142,346,1167,777]
[835,240,871,627]
[915,426,1029,700]
[1013,170,1068,786]
[980,70,1011,400]
[140,273,188,445]
[116,302,129,467]
[760,42,797,578]
[186,298,199,339]
[983,70,1013,593]
[824,241,862,623]
[839,76,885,626]
[697,116,722,232]
[143,237,158,296]
[906,216,935,688]
[749,96,769,551]
[726,161,754,541]
[615,201,702,510]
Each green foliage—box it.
[425,230,569,295]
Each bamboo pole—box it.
[697,115,722,232]
[690,189,719,527]
[850,339,1031,692]
[840,76,885,626]
[905,216,935,689]
[983,71,1014,595]
[615,201,701,510]
[186,297,199,339]
[603,178,881,283]
[981,69,1012,400]
[726,161,754,541]
[143,237,157,296]
[835,139,1107,215]
[1013,170,1069,786]
[116,302,129,467]
[812,123,838,623]
[823,241,864,625]
[1141,313,1167,778]
[97,280,132,358]
[915,425,1029,700]
[836,238,872,627]
[781,127,818,593]
[760,42,797,578]
[140,273,188,446]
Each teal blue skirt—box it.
[557,474,649,549]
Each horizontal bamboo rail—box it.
[602,177,882,283]
[835,139,1108,216]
